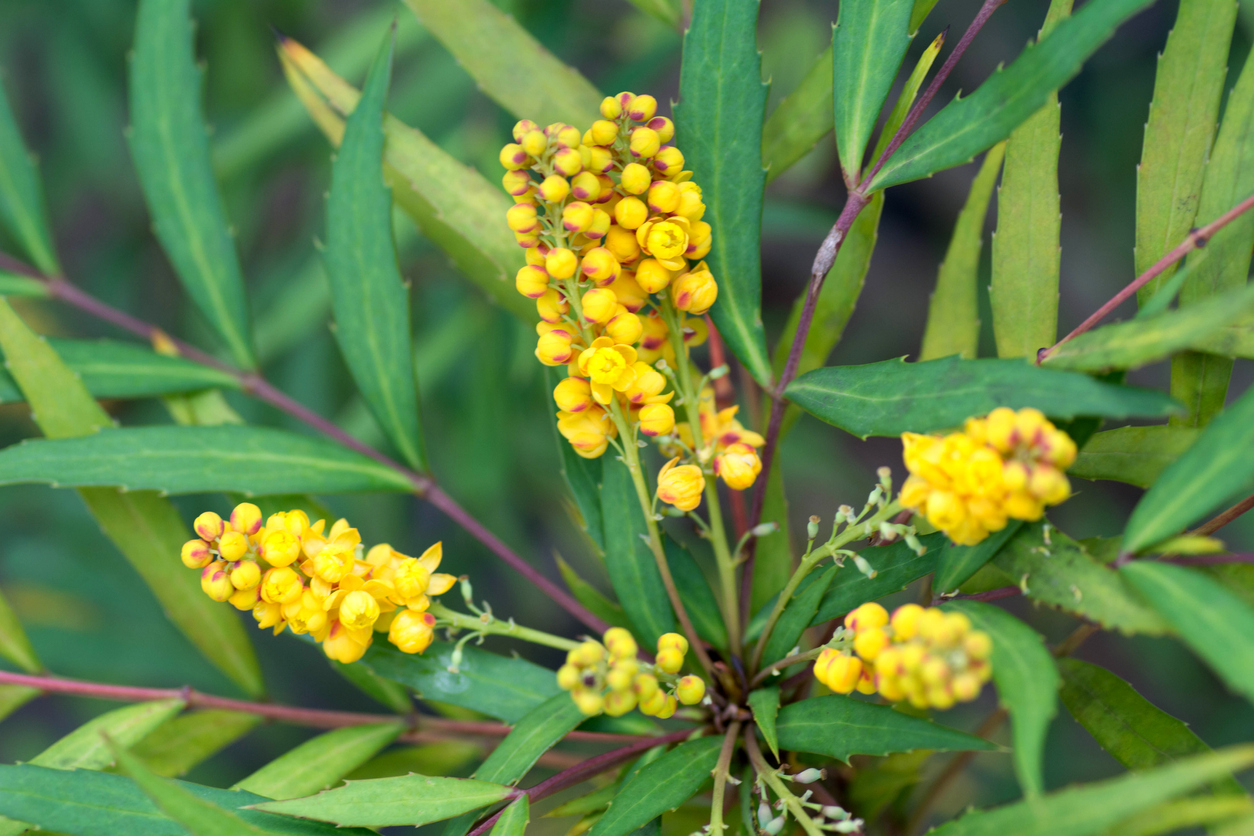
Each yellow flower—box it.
[578,337,639,404]
[814,649,862,694]
[635,258,674,294]
[261,566,304,605]
[715,442,761,490]
[636,217,690,270]
[389,609,437,654]
[323,620,372,664]
[605,307,643,345]
[623,361,666,405]
[339,589,381,632]
[647,181,680,215]
[554,377,594,413]
[670,264,718,315]
[657,459,704,511]
[638,403,675,437]
[557,407,616,458]
[260,529,301,568]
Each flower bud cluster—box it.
[182,503,457,664]
[900,407,1077,546]
[500,92,715,463]
[813,602,992,710]
[556,628,705,718]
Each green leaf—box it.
[1071,426,1198,488]
[475,693,584,785]
[869,0,1155,191]
[747,687,781,760]
[625,0,681,28]
[762,47,832,183]
[994,524,1169,635]
[235,723,403,801]
[0,687,36,724]
[1058,658,1244,795]
[925,746,1254,836]
[944,601,1058,797]
[869,30,946,165]
[847,750,931,820]
[1121,561,1254,702]
[0,586,38,673]
[33,700,185,772]
[402,0,601,128]
[1122,384,1254,554]
[128,0,256,368]
[0,273,47,297]
[0,81,58,274]
[674,0,772,385]
[328,656,415,714]
[933,522,1021,594]
[751,458,794,615]
[545,785,618,818]
[1170,33,1254,426]
[124,710,262,778]
[920,143,1005,361]
[1043,283,1254,372]
[787,356,1179,439]
[1110,796,1254,836]
[1134,0,1238,304]
[490,796,529,836]
[832,0,914,180]
[0,765,371,835]
[809,533,947,628]
[0,425,414,495]
[324,35,425,472]
[362,641,559,723]
[1212,812,1254,835]
[0,300,263,697]
[278,37,533,324]
[346,742,481,781]
[547,368,605,553]
[775,695,997,763]
[762,566,835,666]
[588,737,721,836]
[252,774,517,827]
[557,556,632,632]
[989,0,1071,359]
[666,539,728,650]
[601,458,673,646]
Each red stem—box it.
[1191,493,1254,537]
[1039,192,1254,362]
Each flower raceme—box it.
[813,603,992,710]
[556,628,705,718]
[182,503,456,664]
[900,407,1077,546]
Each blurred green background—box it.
[0,0,1252,827]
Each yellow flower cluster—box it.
[181,503,456,664]
[900,407,1077,546]
[500,91,714,461]
[814,603,992,710]
[556,628,705,718]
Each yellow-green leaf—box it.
[762,47,832,183]
[123,710,261,778]
[1071,425,1199,488]
[0,586,38,674]
[0,82,58,275]
[235,723,404,801]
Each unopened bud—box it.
[763,817,786,836]
[838,505,854,520]
[833,821,863,834]
[807,515,820,540]
[877,466,892,483]
[794,768,826,784]
[757,802,772,824]
[878,521,898,542]
[821,807,848,820]
[752,521,779,538]
[708,364,729,379]
[906,533,926,555]
[853,554,877,579]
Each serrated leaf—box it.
[775,695,997,763]
[945,601,1057,796]
[324,34,425,471]
[674,0,771,385]
[491,796,529,836]
[994,524,1169,635]
[747,687,781,760]
[666,539,728,650]
[361,641,559,723]
[477,693,584,786]
[128,0,256,368]
[933,521,1021,594]
[557,556,632,632]
[832,0,914,180]
[1043,283,1254,372]
[762,47,832,182]
[346,742,481,781]
[124,710,261,778]
[1122,384,1254,554]
[870,0,1154,191]
[402,0,601,128]
[809,533,947,627]
[0,82,58,274]
[787,356,1178,439]
[1071,426,1198,488]
[1058,658,1244,795]
[0,425,414,495]
[601,457,673,646]
[762,566,835,667]
[235,723,403,801]
[0,299,262,696]
[36,700,185,772]
[252,773,517,827]
[588,737,721,836]
[0,586,38,673]
[1121,561,1254,703]
[1134,0,1237,304]
[921,144,1004,361]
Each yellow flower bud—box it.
[676,675,705,705]
[647,116,674,143]
[520,129,547,157]
[323,621,371,664]
[581,288,618,324]
[845,602,889,633]
[229,585,261,611]
[194,511,225,542]
[822,652,863,694]
[258,529,298,568]
[230,502,262,536]
[536,288,569,323]
[502,169,532,197]
[230,559,261,591]
[856,665,878,695]
[551,124,582,148]
[606,659,639,691]
[557,409,613,458]
[1029,466,1070,505]
[585,146,614,174]
[507,202,540,234]
[639,403,675,437]
[964,631,993,661]
[614,199,648,233]
[657,461,704,512]
[638,688,667,716]
[682,317,708,347]
[601,96,623,119]
[653,146,684,177]
[499,143,529,170]
[603,627,638,658]
[340,589,381,632]
[537,174,570,202]
[200,561,234,602]
[182,538,213,569]
[218,530,250,561]
[659,631,689,655]
[512,265,549,300]
[514,230,540,248]
[553,147,582,176]
[581,247,621,286]
[633,673,660,702]
[647,181,680,215]
[628,94,657,122]
[571,689,604,716]
[629,127,660,158]
[655,694,678,719]
[261,566,304,605]
[604,689,637,717]
[853,627,889,661]
[605,274,645,314]
[635,258,674,293]
[890,604,924,641]
[656,648,685,674]
[624,362,665,404]
[541,247,575,280]
[620,163,652,195]
[571,171,602,202]
[605,307,643,345]
[951,672,981,702]
[557,664,582,690]
[389,609,436,654]
[536,329,575,366]
[716,442,761,490]
[253,600,284,631]
[512,119,540,141]
[675,189,704,221]
[585,209,612,241]
[670,266,718,315]
[569,640,606,667]
[554,377,594,414]
[604,224,642,265]
[563,201,595,233]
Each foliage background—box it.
[0,0,1251,827]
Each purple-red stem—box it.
[1191,493,1254,537]
[465,728,698,836]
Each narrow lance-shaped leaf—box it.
[869,29,946,165]
[0,586,39,673]
[1170,29,1254,426]
[870,0,1156,191]
[325,34,425,471]
[832,0,914,180]
[748,687,781,760]
[762,47,832,183]
[235,723,403,801]
[402,0,601,128]
[557,555,632,631]
[491,796,530,836]
[128,0,256,368]
[1070,426,1198,489]
[601,457,674,646]
[0,299,263,697]
[252,773,518,827]
[761,566,835,667]
[920,143,1005,361]
[990,0,1071,359]
[1134,0,1237,304]
[1122,383,1254,554]
[675,0,772,385]
[0,81,59,275]
[933,521,1020,594]
[588,737,723,836]
[750,460,794,615]
[123,709,261,778]
[945,601,1057,797]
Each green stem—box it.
[428,602,579,651]
[744,726,824,836]
[709,721,742,836]
[659,297,741,652]
[749,647,822,688]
